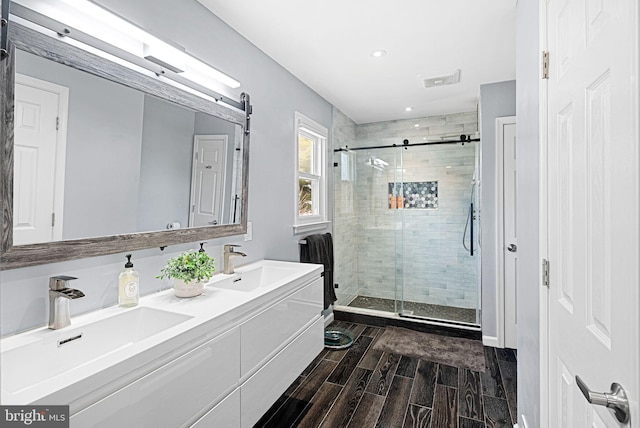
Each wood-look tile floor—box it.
[255,321,517,428]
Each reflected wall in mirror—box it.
[13,49,243,246]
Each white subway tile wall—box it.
[332,108,479,312]
[332,108,359,305]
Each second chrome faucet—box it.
[223,244,247,274]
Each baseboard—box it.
[482,335,500,347]
[323,311,334,328]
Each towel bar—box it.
[298,239,307,245]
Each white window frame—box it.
[293,111,329,233]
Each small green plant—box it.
[157,250,215,283]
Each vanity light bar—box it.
[60,0,241,89]
[9,3,243,110]
[11,0,240,90]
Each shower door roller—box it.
[507,244,517,253]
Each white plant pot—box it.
[173,279,204,298]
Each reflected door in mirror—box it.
[189,135,227,227]
[13,74,68,245]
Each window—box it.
[294,112,329,232]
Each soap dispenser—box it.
[119,254,139,307]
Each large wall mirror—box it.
[0,20,251,270]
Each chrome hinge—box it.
[542,51,550,79]
[542,259,550,287]
[51,212,55,227]
[56,116,60,130]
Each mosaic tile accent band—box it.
[388,181,439,209]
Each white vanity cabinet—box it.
[241,276,323,378]
[191,388,240,427]
[70,327,241,428]
[61,263,324,428]
[240,277,324,427]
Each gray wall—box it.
[478,80,516,339]
[515,1,540,426]
[16,50,145,240]
[137,95,195,232]
[1,0,332,336]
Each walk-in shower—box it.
[333,135,481,328]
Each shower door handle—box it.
[507,244,517,253]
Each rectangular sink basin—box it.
[210,265,304,292]
[1,307,192,394]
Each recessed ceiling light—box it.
[446,165,452,169]
[414,124,420,128]
[371,50,387,58]
[405,107,413,112]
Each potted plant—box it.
[157,250,216,297]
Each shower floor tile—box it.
[347,295,477,324]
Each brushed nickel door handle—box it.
[576,375,630,424]
[507,244,517,252]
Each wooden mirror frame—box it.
[0,23,251,270]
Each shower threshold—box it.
[346,295,478,326]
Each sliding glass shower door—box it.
[394,143,479,325]
[333,138,480,326]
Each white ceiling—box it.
[197,0,516,124]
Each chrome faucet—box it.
[223,244,247,274]
[48,276,84,330]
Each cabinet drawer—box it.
[241,278,322,377]
[240,316,324,428]
[191,387,240,428]
[71,327,240,428]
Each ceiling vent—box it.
[419,69,461,88]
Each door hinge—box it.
[51,212,55,227]
[191,204,195,213]
[56,116,60,131]
[542,51,550,79]
[194,152,198,161]
[542,259,550,288]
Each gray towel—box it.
[300,233,337,310]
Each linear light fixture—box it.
[43,0,241,89]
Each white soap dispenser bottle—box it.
[119,254,139,307]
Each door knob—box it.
[507,244,517,253]
[576,375,630,424]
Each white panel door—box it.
[13,75,67,245]
[499,118,517,349]
[189,135,227,227]
[546,0,638,426]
